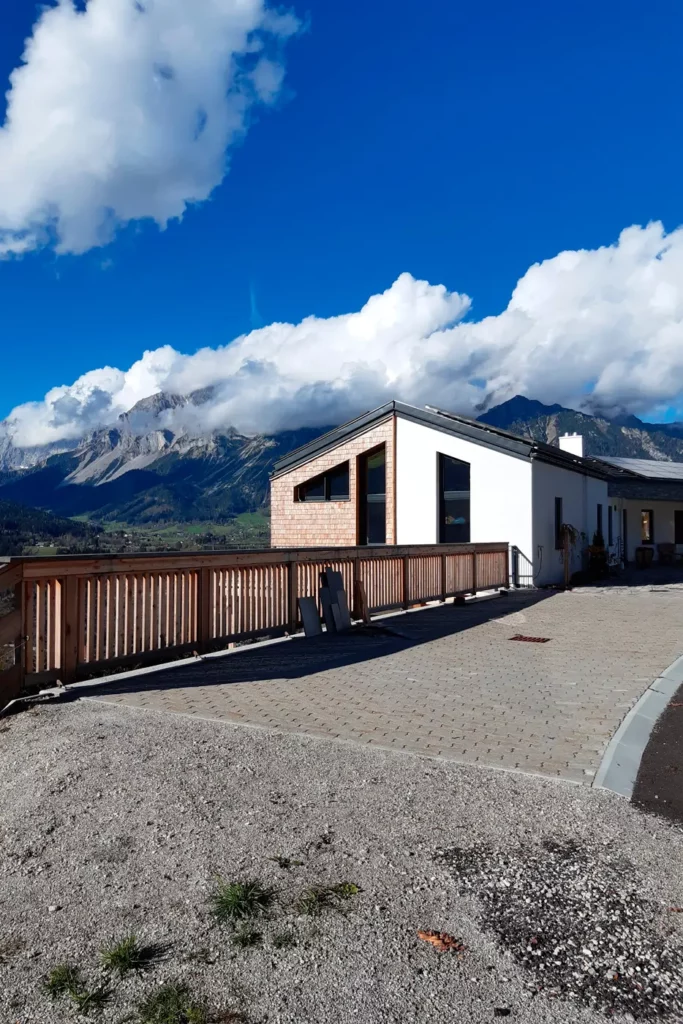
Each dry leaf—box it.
[417,929,466,953]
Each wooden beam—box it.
[0,562,23,592]
[60,575,80,684]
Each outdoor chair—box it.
[657,542,675,566]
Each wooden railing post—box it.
[0,574,25,705]
[198,567,212,649]
[471,549,478,595]
[352,556,361,618]
[287,558,298,633]
[61,575,80,684]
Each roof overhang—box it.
[271,400,609,481]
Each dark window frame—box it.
[554,497,563,550]
[357,444,387,546]
[596,503,604,544]
[295,461,350,503]
[608,505,614,547]
[438,452,471,544]
[641,509,654,544]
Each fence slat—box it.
[6,543,507,681]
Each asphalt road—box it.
[633,680,683,827]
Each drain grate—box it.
[509,634,551,643]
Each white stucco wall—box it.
[395,417,533,565]
[531,462,609,585]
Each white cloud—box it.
[0,0,299,255]
[5,222,683,447]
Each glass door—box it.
[358,446,386,545]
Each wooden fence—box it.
[0,542,508,701]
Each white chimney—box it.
[558,432,584,458]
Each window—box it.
[554,497,563,550]
[296,462,349,502]
[439,454,470,544]
[358,445,386,545]
[608,505,614,546]
[676,511,683,545]
[641,509,654,544]
[596,504,603,543]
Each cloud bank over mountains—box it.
[5,221,683,447]
[0,0,299,255]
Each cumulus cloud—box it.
[0,0,299,255]
[5,222,683,447]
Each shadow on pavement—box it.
[69,589,556,699]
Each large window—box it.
[358,445,386,545]
[554,497,563,549]
[439,454,470,544]
[641,509,654,544]
[296,462,349,502]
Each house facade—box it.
[583,454,683,563]
[271,401,609,586]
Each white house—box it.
[562,438,683,564]
[270,401,610,586]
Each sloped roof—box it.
[271,401,608,479]
[597,456,683,481]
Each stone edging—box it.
[593,655,683,798]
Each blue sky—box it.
[1,0,683,430]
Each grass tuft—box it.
[293,882,361,916]
[272,932,296,949]
[209,879,276,923]
[136,982,207,1024]
[99,934,165,976]
[43,963,82,999]
[230,927,263,949]
[70,983,111,1015]
[44,963,110,1016]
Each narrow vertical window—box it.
[641,509,654,543]
[596,503,603,543]
[608,505,613,546]
[439,454,470,543]
[358,445,386,545]
[554,497,563,550]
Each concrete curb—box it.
[593,654,683,798]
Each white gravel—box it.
[1,699,682,1024]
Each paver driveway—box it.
[83,583,683,784]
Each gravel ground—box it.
[1,700,682,1024]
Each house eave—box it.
[270,399,610,481]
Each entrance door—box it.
[622,509,628,564]
[358,445,386,545]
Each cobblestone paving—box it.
[84,582,683,784]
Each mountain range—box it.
[2,392,683,529]
[477,396,683,456]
